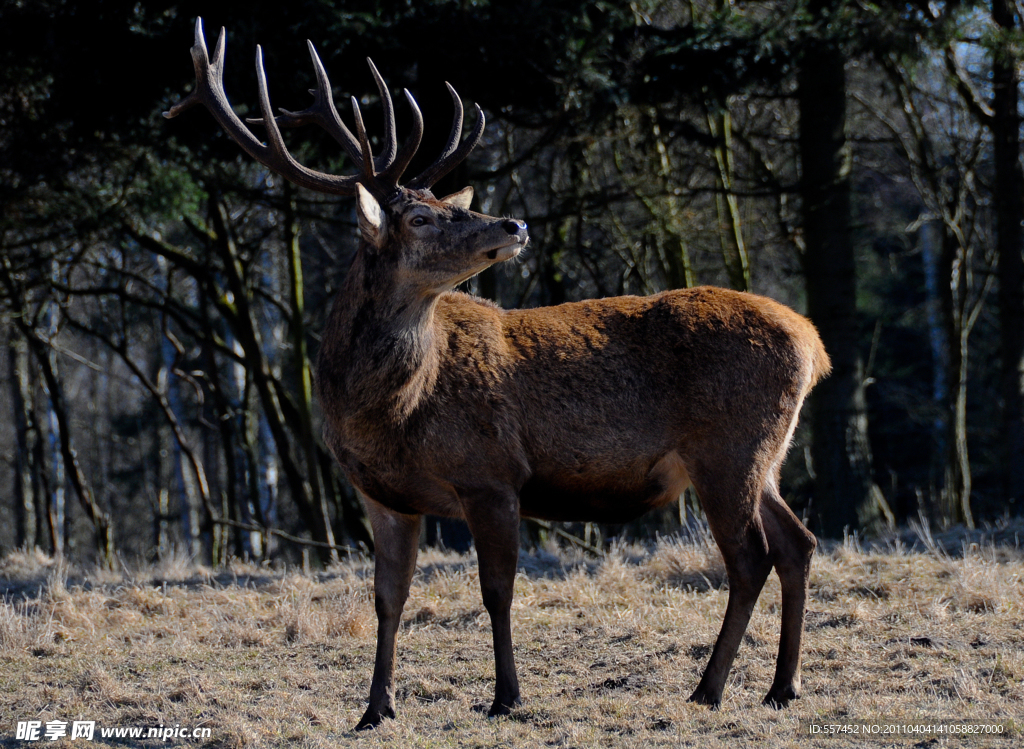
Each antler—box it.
[251,50,411,179]
[165,18,485,201]
[407,84,485,190]
[164,18,365,196]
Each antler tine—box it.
[438,83,465,159]
[366,59,398,173]
[349,96,380,191]
[377,89,424,189]
[163,20,213,119]
[164,18,361,197]
[406,85,485,191]
[247,41,362,166]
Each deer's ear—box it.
[356,184,385,248]
[440,186,474,211]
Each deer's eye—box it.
[410,215,430,227]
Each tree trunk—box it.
[199,317,250,560]
[798,12,891,536]
[32,333,114,566]
[707,104,750,292]
[158,312,201,560]
[640,110,695,290]
[992,0,1024,511]
[8,332,38,549]
[284,188,338,562]
[921,216,972,527]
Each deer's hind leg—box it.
[760,483,816,707]
[687,463,774,707]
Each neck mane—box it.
[316,243,441,422]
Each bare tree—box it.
[799,0,892,535]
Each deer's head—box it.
[164,19,528,296]
[355,186,526,296]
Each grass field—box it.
[1,525,1022,748]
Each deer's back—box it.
[502,285,825,426]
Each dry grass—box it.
[1,532,1022,748]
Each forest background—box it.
[2,0,1024,568]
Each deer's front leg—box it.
[357,498,421,730]
[463,489,522,716]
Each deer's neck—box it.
[318,247,441,423]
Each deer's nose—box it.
[502,219,527,235]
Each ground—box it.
[0,526,1021,748]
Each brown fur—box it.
[315,189,830,728]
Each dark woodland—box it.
[2,0,1023,567]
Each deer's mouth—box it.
[484,240,526,262]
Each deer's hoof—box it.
[355,704,395,731]
[487,696,521,718]
[687,687,722,708]
[763,683,800,709]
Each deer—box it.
[166,19,830,730]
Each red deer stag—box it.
[166,19,830,730]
